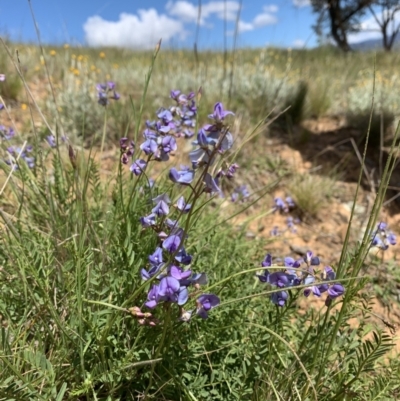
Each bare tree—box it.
[311,0,374,51]
[368,1,400,51]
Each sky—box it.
[0,0,395,50]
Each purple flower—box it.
[170,90,181,100]
[284,257,302,269]
[165,218,179,230]
[327,284,345,299]
[46,135,57,148]
[145,284,160,309]
[161,135,177,154]
[196,294,220,319]
[158,277,188,305]
[286,197,296,208]
[304,251,320,266]
[130,159,147,176]
[158,109,174,123]
[169,167,195,185]
[0,74,5,81]
[163,232,182,253]
[271,290,288,307]
[257,253,272,283]
[274,197,288,213]
[175,247,192,265]
[269,272,291,288]
[96,81,120,106]
[140,213,157,228]
[149,247,163,266]
[152,200,170,217]
[153,193,171,205]
[262,253,272,267]
[140,139,158,156]
[371,222,397,250]
[175,196,191,213]
[0,126,15,140]
[121,153,129,164]
[303,275,322,297]
[226,163,239,179]
[141,263,163,281]
[270,226,280,236]
[231,185,250,202]
[204,173,221,194]
[208,102,234,122]
[170,265,192,280]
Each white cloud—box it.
[238,5,278,32]
[292,39,305,48]
[293,0,311,7]
[166,1,240,24]
[253,13,277,28]
[238,21,254,32]
[348,10,400,43]
[83,9,187,49]
[165,1,200,23]
[263,5,278,13]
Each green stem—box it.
[100,108,107,158]
[143,304,171,399]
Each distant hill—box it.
[351,36,400,51]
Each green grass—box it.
[0,40,400,400]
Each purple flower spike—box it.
[208,102,234,122]
[130,159,147,176]
[196,294,220,319]
[271,290,288,307]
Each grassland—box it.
[0,39,400,400]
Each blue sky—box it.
[0,0,388,50]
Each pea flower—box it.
[208,102,234,122]
[175,196,191,213]
[96,81,120,106]
[271,290,288,307]
[169,167,195,185]
[371,222,396,250]
[130,159,147,176]
[196,294,220,319]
